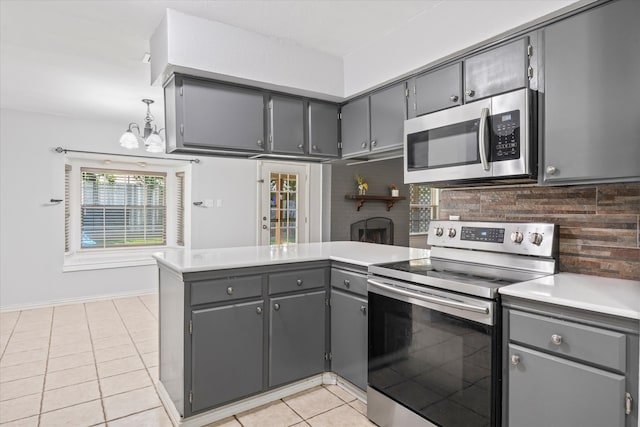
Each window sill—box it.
[63,247,180,272]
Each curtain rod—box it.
[54,147,200,164]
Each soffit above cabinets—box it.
[1,0,584,124]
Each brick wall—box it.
[439,183,640,280]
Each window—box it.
[80,168,167,249]
[409,185,439,234]
[176,172,185,247]
[65,164,71,253]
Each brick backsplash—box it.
[439,183,640,280]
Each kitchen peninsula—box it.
[153,241,429,425]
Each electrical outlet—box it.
[203,199,214,208]
[216,199,223,208]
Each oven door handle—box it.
[368,279,490,315]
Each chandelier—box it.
[119,99,165,153]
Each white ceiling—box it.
[0,0,578,127]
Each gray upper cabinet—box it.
[269,290,326,388]
[542,0,640,185]
[370,83,408,152]
[175,77,266,153]
[191,300,264,412]
[331,289,367,390]
[341,82,407,158]
[340,97,370,158]
[308,102,339,158]
[464,37,529,102]
[408,62,462,117]
[269,96,305,155]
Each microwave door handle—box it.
[479,107,490,171]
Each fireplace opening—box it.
[350,217,394,245]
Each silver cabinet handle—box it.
[226,286,233,295]
[296,279,303,286]
[371,140,377,147]
[361,141,367,149]
[546,165,557,175]
[466,89,475,97]
[256,306,262,315]
[360,305,367,315]
[344,279,350,288]
[511,354,521,365]
[368,280,489,314]
[479,107,490,171]
[626,392,633,416]
[551,334,562,345]
[450,95,459,102]
[274,303,280,311]
[312,145,318,151]
[257,139,264,147]
[297,144,304,149]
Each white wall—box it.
[0,108,322,310]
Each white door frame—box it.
[257,160,310,245]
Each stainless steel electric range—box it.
[367,220,559,427]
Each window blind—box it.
[65,164,71,252]
[176,172,185,246]
[80,168,167,248]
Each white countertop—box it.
[500,272,640,320]
[153,241,429,273]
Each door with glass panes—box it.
[259,162,308,245]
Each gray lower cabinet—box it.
[542,0,640,184]
[408,62,462,117]
[191,300,264,412]
[167,76,266,153]
[308,101,339,158]
[269,95,305,155]
[330,289,367,390]
[503,299,638,427]
[269,290,326,387]
[508,343,625,427]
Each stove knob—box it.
[435,227,444,237]
[447,228,457,238]
[510,231,524,244]
[529,232,543,246]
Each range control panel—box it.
[428,220,558,257]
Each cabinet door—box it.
[340,97,370,158]
[464,38,528,102]
[370,82,407,152]
[270,96,305,155]
[269,291,326,387]
[308,102,339,158]
[508,344,625,427]
[181,79,266,152]
[191,301,264,412]
[543,0,640,184]
[409,63,462,117]
[331,290,367,390]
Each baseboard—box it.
[0,289,157,313]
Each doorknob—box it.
[262,225,268,229]
[263,216,267,221]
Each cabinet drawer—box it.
[509,310,626,372]
[331,268,367,296]
[268,268,327,295]
[191,275,263,306]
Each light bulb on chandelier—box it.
[119,99,165,153]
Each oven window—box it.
[368,292,496,427]
[407,119,480,170]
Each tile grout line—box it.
[0,310,22,361]
[111,298,173,425]
[36,308,55,427]
[84,302,108,425]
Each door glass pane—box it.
[269,172,299,245]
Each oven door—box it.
[367,278,500,427]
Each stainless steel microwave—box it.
[404,88,536,185]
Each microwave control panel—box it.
[490,110,520,162]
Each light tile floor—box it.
[0,295,374,427]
